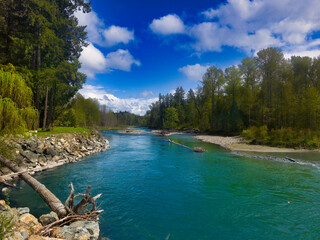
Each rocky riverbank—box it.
[0,200,100,240]
[0,130,110,183]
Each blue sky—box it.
[77,0,320,115]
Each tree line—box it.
[56,93,145,128]
[146,48,320,148]
[0,0,90,134]
[0,0,144,134]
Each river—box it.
[6,129,320,239]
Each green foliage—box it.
[0,68,39,135]
[70,93,99,127]
[56,108,77,127]
[0,209,15,239]
[163,107,179,129]
[0,68,33,108]
[146,47,320,150]
[242,127,320,149]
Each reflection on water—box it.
[5,129,320,240]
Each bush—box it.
[242,126,320,149]
[0,209,15,239]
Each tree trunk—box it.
[0,155,67,218]
[42,84,49,131]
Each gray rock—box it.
[20,231,29,240]
[25,140,37,152]
[17,207,30,215]
[54,221,100,240]
[44,147,59,156]
[20,150,38,163]
[69,221,100,239]
[39,211,59,226]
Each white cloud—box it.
[139,91,155,98]
[79,43,108,78]
[75,10,104,45]
[150,14,185,35]
[103,26,134,46]
[105,49,141,72]
[75,10,135,47]
[284,50,320,59]
[79,44,140,78]
[155,0,320,54]
[79,85,157,116]
[179,64,209,81]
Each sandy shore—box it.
[194,135,309,153]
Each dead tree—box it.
[0,155,67,217]
[0,155,102,220]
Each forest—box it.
[2,1,320,148]
[0,0,140,135]
[146,48,320,148]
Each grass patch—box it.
[35,127,91,137]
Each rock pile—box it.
[0,131,110,182]
[0,200,100,240]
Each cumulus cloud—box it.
[79,85,157,116]
[179,64,209,81]
[79,43,108,78]
[75,10,134,47]
[105,49,141,72]
[150,14,185,35]
[103,26,134,46]
[284,50,320,59]
[153,0,320,55]
[79,44,140,78]
[75,10,104,44]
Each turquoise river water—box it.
[5,129,320,239]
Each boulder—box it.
[25,140,38,152]
[44,147,59,157]
[39,211,59,226]
[18,213,42,235]
[17,207,30,216]
[52,221,99,240]
[20,150,38,163]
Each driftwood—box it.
[64,183,102,215]
[36,210,103,236]
[0,154,68,218]
[167,139,207,152]
[0,154,103,221]
[0,178,21,189]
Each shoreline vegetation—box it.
[145,48,320,151]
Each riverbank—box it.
[0,130,110,183]
[195,135,310,152]
[0,200,100,239]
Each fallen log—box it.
[0,178,21,189]
[0,154,68,218]
[0,154,103,223]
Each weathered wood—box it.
[0,179,21,189]
[167,139,207,152]
[0,154,67,218]
[64,182,75,214]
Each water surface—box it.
[6,130,320,240]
